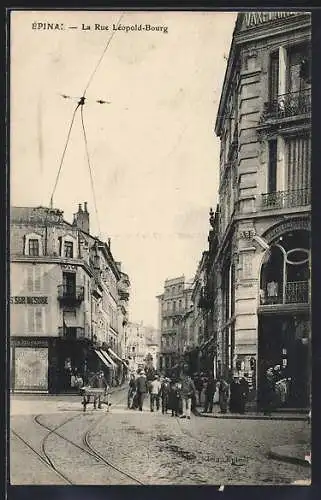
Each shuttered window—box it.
[269,51,279,101]
[286,135,311,191]
[27,307,44,333]
[26,266,42,292]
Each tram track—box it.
[12,387,144,485]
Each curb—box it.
[268,448,311,467]
[194,408,308,421]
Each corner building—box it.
[10,204,130,393]
[213,11,311,408]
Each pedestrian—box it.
[239,376,249,414]
[135,370,148,411]
[127,373,136,409]
[89,370,109,409]
[218,378,229,414]
[262,366,277,415]
[203,373,216,413]
[150,375,162,412]
[179,370,196,420]
[161,377,171,414]
[168,381,179,417]
[194,373,204,406]
[229,375,241,413]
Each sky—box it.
[10,10,237,328]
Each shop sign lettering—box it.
[244,12,300,28]
[10,296,48,305]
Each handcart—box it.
[80,386,110,412]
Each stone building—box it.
[157,276,193,373]
[10,203,130,392]
[210,11,311,408]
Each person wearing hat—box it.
[150,375,162,412]
[135,370,148,411]
[160,377,171,414]
[89,369,109,410]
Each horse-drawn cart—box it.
[80,386,110,412]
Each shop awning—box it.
[100,349,117,368]
[108,347,123,363]
[94,349,113,369]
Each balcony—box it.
[58,327,86,339]
[261,89,311,122]
[57,285,84,305]
[261,188,310,211]
[260,281,309,306]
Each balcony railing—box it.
[58,327,86,339]
[261,89,311,121]
[57,285,84,304]
[260,281,309,306]
[261,188,310,211]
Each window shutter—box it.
[28,307,34,333]
[269,52,279,102]
[34,265,41,292]
[27,267,33,292]
[35,307,43,332]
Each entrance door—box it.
[258,314,309,408]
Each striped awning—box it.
[94,350,113,369]
[100,350,117,368]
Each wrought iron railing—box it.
[261,89,311,121]
[260,281,309,305]
[261,188,310,210]
[285,281,309,304]
[58,327,85,339]
[57,285,84,302]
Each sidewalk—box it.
[194,406,309,421]
[268,444,311,467]
[11,384,127,416]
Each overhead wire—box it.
[82,12,124,98]
[80,104,101,237]
[50,11,125,236]
[49,102,81,208]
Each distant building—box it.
[10,203,130,393]
[157,276,193,373]
[207,11,311,408]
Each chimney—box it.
[74,202,90,234]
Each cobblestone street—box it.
[10,390,311,486]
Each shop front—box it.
[11,337,49,392]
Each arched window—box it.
[260,230,310,305]
[24,232,43,256]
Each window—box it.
[27,307,45,333]
[269,51,279,102]
[63,272,76,295]
[173,301,176,312]
[26,266,42,292]
[286,135,311,192]
[268,139,278,193]
[287,44,310,93]
[64,241,74,258]
[29,239,39,256]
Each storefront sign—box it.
[10,296,48,304]
[244,12,300,28]
[12,338,48,348]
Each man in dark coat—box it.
[136,370,148,411]
[239,376,249,414]
[229,376,241,413]
[160,377,171,414]
[203,374,216,413]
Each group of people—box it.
[127,370,197,419]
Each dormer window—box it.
[64,241,74,258]
[24,233,43,256]
[29,239,39,256]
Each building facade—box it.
[10,203,130,392]
[210,11,311,408]
[157,276,193,373]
